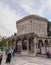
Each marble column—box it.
[27,40,29,52]
[21,41,22,52]
[34,38,37,56]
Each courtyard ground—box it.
[1,52,51,65]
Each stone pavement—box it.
[1,52,51,65]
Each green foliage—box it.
[0,39,7,47]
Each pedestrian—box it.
[13,49,16,56]
[0,50,3,65]
[6,49,11,64]
[47,51,50,58]
[10,48,13,56]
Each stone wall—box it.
[17,19,32,35]
[32,19,48,37]
[16,15,48,37]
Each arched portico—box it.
[38,40,43,54]
[28,37,34,53]
[16,38,22,53]
[9,35,51,56]
[15,32,37,56]
[22,37,28,51]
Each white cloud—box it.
[45,0,51,11]
[0,0,51,37]
[18,0,45,17]
[1,0,50,19]
[0,2,19,37]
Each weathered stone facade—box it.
[16,15,48,37]
[8,15,51,56]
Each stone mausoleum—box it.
[8,15,51,56]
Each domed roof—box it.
[16,14,49,24]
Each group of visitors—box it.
[0,48,16,65]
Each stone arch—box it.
[28,36,34,51]
[44,40,49,46]
[38,40,43,48]
[22,36,27,50]
[15,38,21,52]
[38,39,43,54]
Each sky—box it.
[0,0,51,37]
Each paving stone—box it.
[1,52,51,65]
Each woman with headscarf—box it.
[6,49,11,63]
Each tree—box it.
[0,39,7,48]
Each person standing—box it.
[12,49,16,56]
[0,50,3,65]
[10,48,13,56]
[6,49,11,63]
